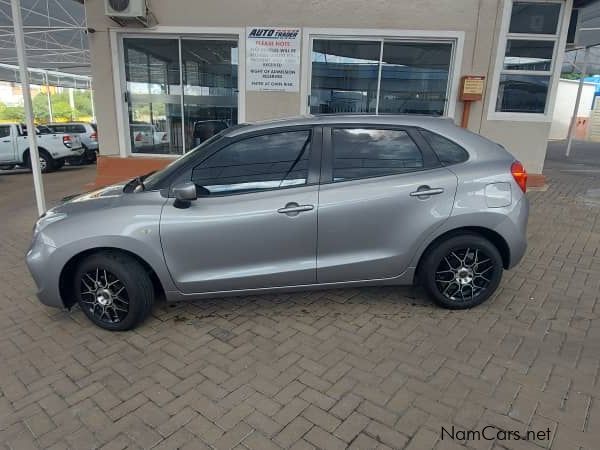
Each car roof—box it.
[227,114,453,136]
[227,114,511,162]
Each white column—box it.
[11,0,45,215]
[566,46,590,157]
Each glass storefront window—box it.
[310,40,381,114]
[503,39,554,71]
[378,42,452,116]
[123,36,239,155]
[496,74,550,113]
[509,2,561,35]
[310,39,454,116]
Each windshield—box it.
[142,124,246,191]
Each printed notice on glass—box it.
[246,27,301,92]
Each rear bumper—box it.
[498,195,529,269]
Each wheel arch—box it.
[416,226,511,278]
[59,247,165,308]
[22,146,50,162]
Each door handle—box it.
[277,203,314,215]
[410,187,444,197]
[1,140,9,143]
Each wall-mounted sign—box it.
[246,27,301,92]
[460,75,485,101]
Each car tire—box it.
[420,234,503,309]
[74,251,154,331]
[26,150,54,173]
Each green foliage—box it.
[0,89,94,122]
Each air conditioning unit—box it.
[105,0,147,20]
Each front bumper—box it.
[25,234,64,308]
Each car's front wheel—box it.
[74,251,154,330]
[420,234,503,309]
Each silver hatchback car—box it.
[26,115,529,330]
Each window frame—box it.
[320,124,441,185]
[171,125,323,198]
[488,0,570,122]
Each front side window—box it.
[495,1,562,114]
[191,130,312,195]
[332,128,424,182]
[420,129,469,165]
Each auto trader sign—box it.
[246,27,301,92]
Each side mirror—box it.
[172,182,197,207]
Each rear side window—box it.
[67,125,86,133]
[48,125,66,133]
[332,128,423,182]
[191,130,312,195]
[0,126,11,138]
[420,129,469,165]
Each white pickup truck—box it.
[0,123,84,173]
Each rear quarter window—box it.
[420,129,469,165]
[67,125,86,133]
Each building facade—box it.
[84,0,574,185]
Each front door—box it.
[160,128,320,294]
[0,125,14,162]
[317,126,458,283]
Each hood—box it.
[63,183,126,203]
[52,183,127,215]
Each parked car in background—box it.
[130,123,168,153]
[0,123,83,172]
[192,120,229,147]
[45,122,98,165]
[27,115,529,330]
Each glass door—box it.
[181,39,238,152]
[124,38,182,154]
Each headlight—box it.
[33,211,67,235]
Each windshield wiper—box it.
[124,170,155,193]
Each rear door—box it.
[316,125,458,283]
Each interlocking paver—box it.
[1,160,600,449]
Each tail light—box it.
[135,132,143,142]
[511,161,527,193]
[62,135,72,147]
[90,132,97,141]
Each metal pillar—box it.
[44,71,53,122]
[10,0,46,215]
[566,46,590,157]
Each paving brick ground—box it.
[0,161,599,449]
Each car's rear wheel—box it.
[26,150,54,173]
[420,234,503,309]
[74,252,154,330]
